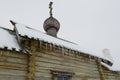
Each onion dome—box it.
[43,2,60,37]
[43,17,60,37]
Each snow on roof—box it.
[1,22,118,71]
[0,27,21,51]
[15,23,112,62]
[101,62,120,71]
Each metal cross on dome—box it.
[49,1,53,17]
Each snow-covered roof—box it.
[0,27,21,51]
[0,22,119,71]
[15,23,113,62]
[101,62,120,71]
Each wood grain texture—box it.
[0,41,120,80]
[0,50,28,80]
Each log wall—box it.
[0,50,28,80]
[35,49,100,80]
[102,66,120,80]
[0,40,120,80]
[33,41,120,80]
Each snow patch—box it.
[0,28,21,51]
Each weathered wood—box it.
[96,60,106,80]
[0,64,27,70]
[35,50,101,79]
[0,61,28,67]
[0,50,28,80]
[35,72,51,77]
[35,57,98,71]
[0,75,27,80]
[36,51,96,65]
[0,40,120,80]
[0,56,28,64]
[0,51,28,59]
[35,61,99,76]
[28,40,36,80]
[0,68,27,76]
[35,77,51,80]
[102,66,120,80]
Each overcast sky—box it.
[0,0,120,69]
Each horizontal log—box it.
[35,72,51,77]
[35,66,74,73]
[0,64,27,70]
[0,51,28,59]
[35,61,99,77]
[0,68,27,76]
[7,57,28,64]
[37,53,97,64]
[0,75,27,80]
[0,62,28,67]
[36,52,96,65]
[0,56,28,65]
[35,57,98,71]
[35,77,51,80]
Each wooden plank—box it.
[35,53,98,71]
[7,57,28,64]
[35,62,99,77]
[0,56,28,65]
[35,77,51,80]
[27,40,36,80]
[35,66,74,74]
[0,68,27,76]
[0,51,28,59]
[0,75,27,80]
[0,62,28,67]
[36,54,96,66]
[0,57,7,62]
[35,72,51,77]
[0,64,27,70]
[35,56,98,70]
[40,48,95,61]
[36,52,96,65]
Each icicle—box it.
[89,56,91,61]
[45,43,48,51]
[39,41,41,50]
[72,50,74,55]
[58,46,61,53]
[50,44,52,51]
[53,45,56,52]
[62,47,64,55]
[67,49,69,56]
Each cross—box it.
[49,2,53,17]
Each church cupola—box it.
[43,2,60,37]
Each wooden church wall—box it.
[34,42,101,80]
[29,40,120,80]
[0,50,28,80]
[102,66,120,80]
[0,40,120,80]
[35,49,120,80]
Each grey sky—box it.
[0,0,120,68]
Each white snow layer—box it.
[15,23,112,62]
[0,23,119,71]
[101,62,120,71]
[0,28,21,51]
